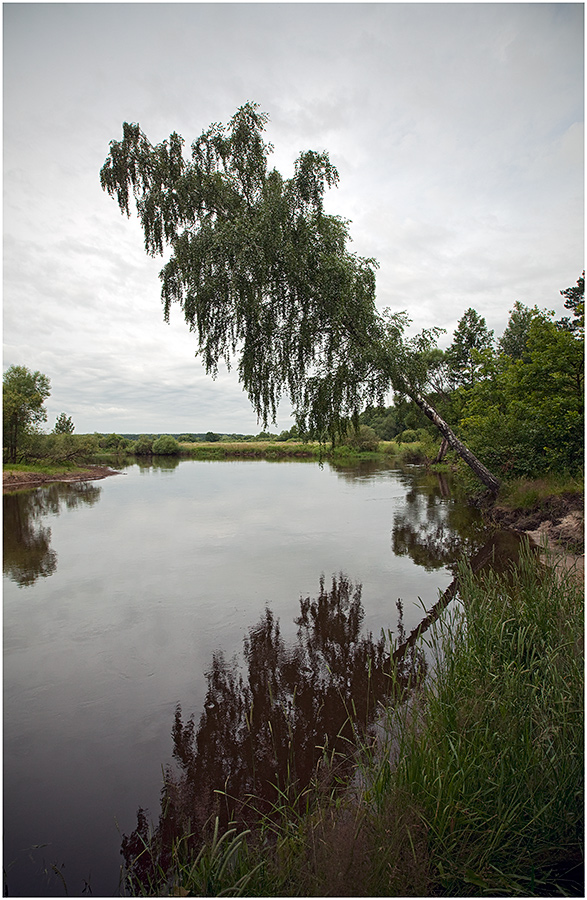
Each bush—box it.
[99,432,132,451]
[397,429,418,444]
[342,425,379,452]
[133,435,154,455]
[10,432,99,464]
[152,435,180,455]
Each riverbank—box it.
[482,478,584,579]
[2,464,120,492]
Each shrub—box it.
[398,429,418,444]
[342,425,379,452]
[18,432,99,463]
[133,435,154,455]
[152,434,180,455]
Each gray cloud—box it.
[3,3,583,434]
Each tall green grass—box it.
[498,473,584,510]
[371,542,584,895]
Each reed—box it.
[374,541,584,895]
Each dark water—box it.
[3,458,517,896]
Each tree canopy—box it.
[558,271,585,335]
[101,103,386,438]
[101,103,511,491]
[53,412,75,434]
[3,365,51,463]
[444,308,494,389]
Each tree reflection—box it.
[135,456,181,472]
[329,458,393,482]
[3,482,101,587]
[391,472,487,574]
[121,575,426,886]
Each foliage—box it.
[101,103,387,439]
[359,404,400,440]
[457,307,584,477]
[53,412,75,434]
[557,271,585,334]
[177,440,319,461]
[397,428,418,444]
[96,432,133,452]
[498,473,583,511]
[340,424,379,452]
[498,300,536,360]
[132,434,154,455]
[152,434,180,455]
[276,425,300,442]
[369,279,584,482]
[444,307,494,389]
[102,102,583,491]
[102,103,505,492]
[3,365,51,463]
[383,544,584,895]
[23,432,99,464]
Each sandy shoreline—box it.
[3,465,121,492]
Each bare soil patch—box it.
[488,492,584,578]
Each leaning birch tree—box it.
[101,102,500,492]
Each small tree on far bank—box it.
[133,434,155,455]
[3,365,51,462]
[54,413,75,434]
[342,424,379,452]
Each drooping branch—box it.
[101,103,502,493]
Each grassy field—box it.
[178,440,322,460]
[177,438,430,463]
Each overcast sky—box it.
[3,2,584,435]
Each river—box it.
[3,457,516,896]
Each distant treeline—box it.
[114,429,298,443]
[118,432,248,442]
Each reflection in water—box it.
[391,470,488,574]
[121,575,427,888]
[3,482,101,587]
[135,456,181,472]
[329,461,490,576]
[392,531,525,666]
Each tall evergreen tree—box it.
[445,308,494,388]
[498,301,535,360]
[557,272,584,335]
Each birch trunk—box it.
[411,394,501,493]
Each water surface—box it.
[4,458,504,896]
